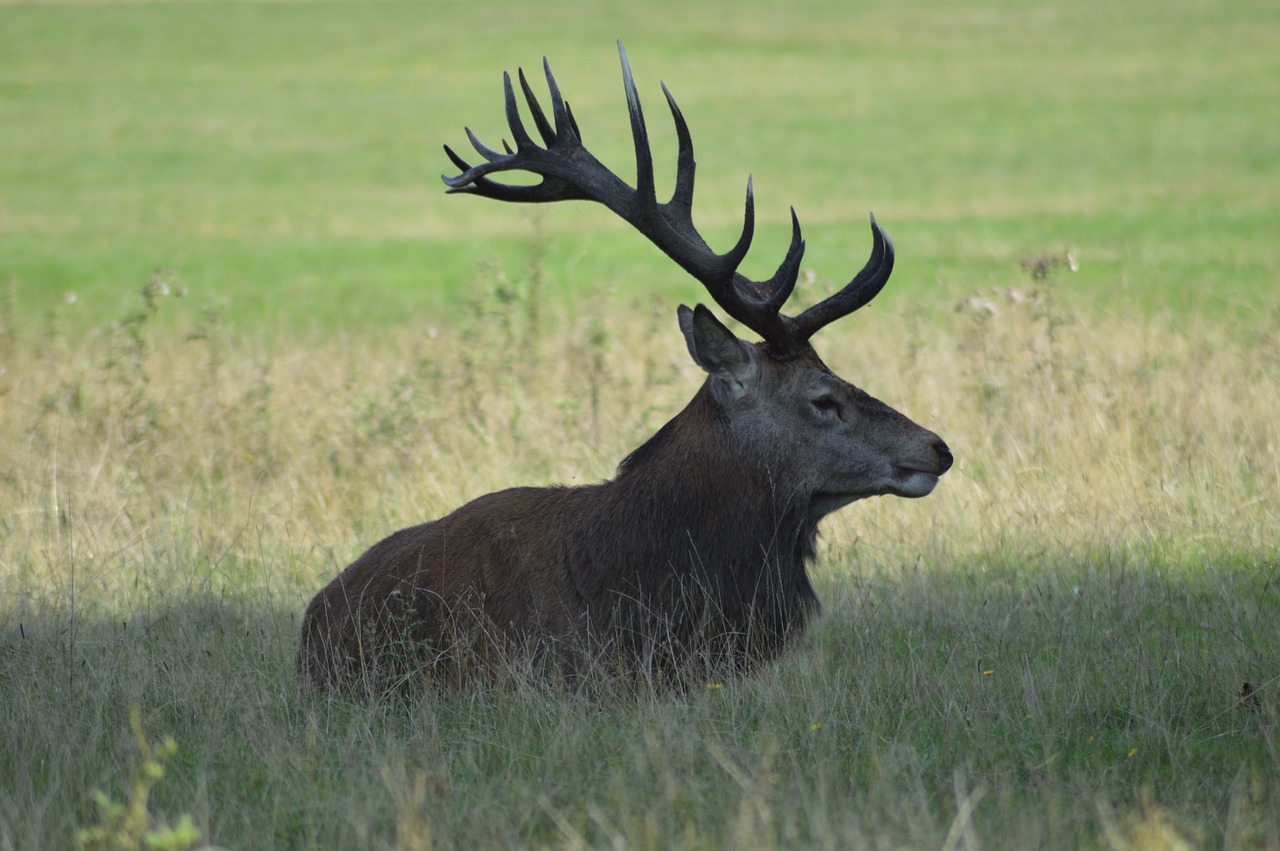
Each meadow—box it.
[2,0,1279,848]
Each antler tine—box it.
[789,214,895,343]
[542,58,577,143]
[462,126,504,163]
[757,209,806,313]
[661,81,695,212]
[518,67,556,148]
[620,38,755,291]
[563,99,582,141]
[657,66,755,284]
[502,71,537,152]
[618,43,656,207]
[443,143,471,174]
[718,177,756,278]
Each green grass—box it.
[2,0,1277,330]
[2,0,1280,849]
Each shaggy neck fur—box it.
[581,383,821,670]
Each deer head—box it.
[444,43,953,518]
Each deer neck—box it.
[608,386,818,574]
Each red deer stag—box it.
[299,44,952,693]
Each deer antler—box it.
[443,42,894,354]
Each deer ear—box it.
[678,304,759,397]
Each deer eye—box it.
[811,395,840,415]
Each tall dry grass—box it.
[1,264,1277,848]
[7,265,1275,606]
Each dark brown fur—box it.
[299,383,823,693]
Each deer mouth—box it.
[811,465,940,509]
[890,466,941,498]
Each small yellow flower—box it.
[982,670,994,676]
[1089,736,1095,743]
[809,722,823,733]
[706,683,722,690]
[1127,748,1137,758]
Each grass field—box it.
[3,0,1278,329]
[2,0,1279,848]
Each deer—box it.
[298,43,953,694]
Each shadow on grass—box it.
[2,554,1277,849]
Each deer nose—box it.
[934,441,954,474]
